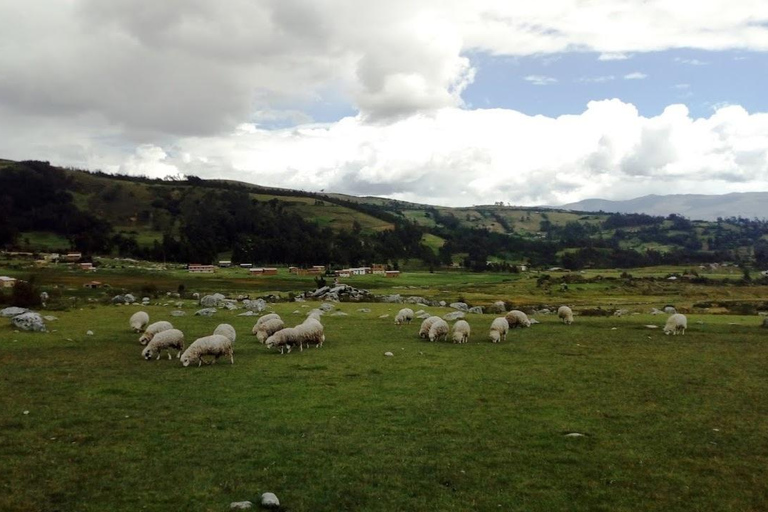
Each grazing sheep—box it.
[419,316,441,338]
[139,320,173,345]
[664,313,687,335]
[255,313,281,327]
[255,318,286,343]
[213,323,236,343]
[306,309,324,321]
[129,311,150,332]
[265,328,303,354]
[394,308,414,326]
[428,318,450,342]
[452,320,470,344]
[180,334,233,367]
[142,329,184,361]
[505,310,531,328]
[298,317,325,349]
[557,306,574,325]
[489,317,509,343]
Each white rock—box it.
[86,330,94,335]
[43,315,58,321]
[644,325,658,329]
[378,314,389,319]
[564,432,585,437]
[260,492,280,508]
[230,501,253,510]
[384,352,394,357]
[23,410,29,415]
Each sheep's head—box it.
[180,354,193,367]
[489,331,500,343]
[522,319,531,327]
[141,347,154,361]
[139,333,152,345]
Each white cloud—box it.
[624,72,648,80]
[524,75,558,85]
[598,52,631,61]
[577,75,616,83]
[674,57,709,65]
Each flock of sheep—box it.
[129,309,325,367]
[129,303,687,367]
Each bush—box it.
[10,277,41,308]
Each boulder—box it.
[443,311,465,321]
[468,306,484,314]
[449,302,469,312]
[111,295,125,304]
[1,307,28,318]
[230,501,253,510]
[222,300,238,311]
[200,293,225,308]
[194,308,217,316]
[663,306,677,314]
[319,303,335,312]
[12,312,47,332]
[404,296,428,304]
[124,294,136,303]
[260,492,280,509]
[380,294,402,303]
[357,308,371,313]
[170,310,186,317]
[243,298,267,312]
[384,352,394,357]
[487,301,506,314]
[237,311,256,316]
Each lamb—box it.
[428,318,449,342]
[452,320,470,343]
[180,334,234,367]
[265,327,303,354]
[505,310,531,328]
[213,323,236,343]
[419,316,441,338]
[255,318,285,343]
[139,320,173,345]
[489,317,509,343]
[394,308,414,326]
[129,311,149,332]
[664,313,687,335]
[142,329,185,361]
[557,306,574,325]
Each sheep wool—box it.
[298,317,325,349]
[419,316,441,338]
[139,321,173,345]
[142,329,185,361]
[255,318,285,343]
[255,313,281,328]
[265,327,303,354]
[489,317,509,343]
[394,308,414,326]
[180,334,234,367]
[129,311,149,332]
[557,306,574,325]
[452,320,470,343]
[505,310,531,328]
[664,313,687,335]
[428,318,450,342]
[213,323,236,343]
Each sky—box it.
[1,1,768,207]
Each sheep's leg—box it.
[229,352,234,364]
[156,353,161,360]
[167,352,172,360]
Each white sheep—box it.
[213,323,236,343]
[489,317,509,343]
[505,310,531,328]
[180,334,234,367]
[255,313,281,327]
[298,317,325,349]
[664,313,687,335]
[129,311,149,332]
[265,327,303,354]
[419,316,441,338]
[255,318,285,343]
[306,309,324,321]
[394,308,414,326]
[452,320,470,343]
[557,306,574,325]
[139,320,173,345]
[142,329,185,361]
[428,318,449,342]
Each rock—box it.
[330,312,348,316]
[192,292,200,300]
[142,297,150,303]
[111,295,125,304]
[222,301,238,311]
[529,318,540,324]
[200,293,226,308]
[311,286,330,297]
[378,314,390,319]
[260,492,280,508]
[537,308,551,315]
[380,294,402,303]
[307,309,323,317]
[439,301,446,307]
[613,309,629,317]
[123,294,136,303]
[237,311,256,317]
[357,308,371,313]
[404,296,428,304]
[443,311,465,321]
[663,306,677,314]
[319,303,335,312]
[170,310,186,317]
[292,310,300,314]
[43,315,58,321]
[294,297,306,302]
[12,312,47,332]
[416,312,431,319]
[650,308,662,315]
[564,432,585,437]
[175,301,184,308]
[384,352,394,357]
[468,306,483,314]
[1,307,29,318]
[194,308,217,316]
[487,301,506,314]
[243,298,267,312]
[645,325,659,329]
[86,330,94,335]
[449,302,469,311]
[230,501,253,510]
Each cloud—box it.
[674,57,709,65]
[524,75,558,85]
[598,52,630,61]
[623,72,648,80]
[577,75,616,83]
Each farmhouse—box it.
[83,281,102,289]
[239,263,253,268]
[188,264,215,273]
[64,253,82,262]
[218,261,232,268]
[0,276,17,288]
[249,268,278,275]
[372,263,386,275]
[79,262,96,271]
[289,265,325,275]
[385,270,401,278]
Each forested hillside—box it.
[2,159,768,269]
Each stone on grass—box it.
[170,310,186,317]
[443,311,465,321]
[378,314,389,319]
[230,501,253,510]
[357,308,371,313]
[238,310,256,317]
[86,330,94,336]
[200,293,225,308]
[384,351,394,357]
[564,432,585,437]
[260,492,280,508]
[331,311,348,316]
[449,302,469,311]
[644,325,658,329]
[319,303,334,312]
[195,308,217,316]
[1,307,28,318]
[468,306,483,314]
[44,315,59,322]
[124,294,136,303]
[12,312,47,332]
[243,298,267,312]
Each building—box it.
[372,264,387,275]
[249,267,278,276]
[64,253,82,262]
[79,262,96,271]
[385,270,401,278]
[290,266,324,276]
[239,263,253,268]
[218,261,232,268]
[188,264,215,273]
[0,276,17,288]
[83,281,102,289]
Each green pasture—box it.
[2,302,768,511]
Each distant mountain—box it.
[559,192,768,221]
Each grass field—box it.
[2,299,768,511]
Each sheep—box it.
[452,320,470,344]
[265,328,303,354]
[255,313,281,327]
[213,323,236,343]
[306,309,324,321]
[428,318,450,342]
[505,310,531,328]
[142,329,184,361]
[664,313,687,335]
[255,318,285,343]
[129,311,149,332]
[139,320,173,345]
[557,306,574,325]
[419,316,441,338]
[394,308,414,326]
[297,317,325,349]
[180,334,233,367]
[489,317,509,343]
